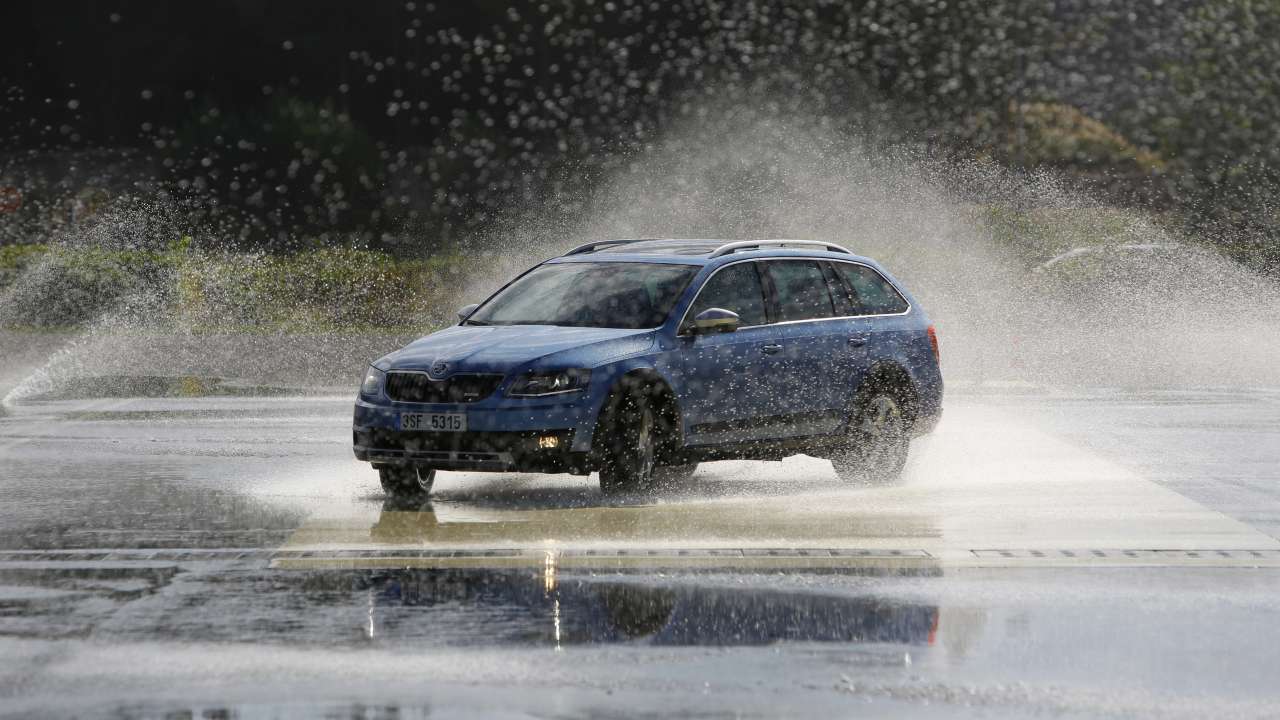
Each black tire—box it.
[832,391,910,485]
[597,391,658,495]
[379,466,436,497]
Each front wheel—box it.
[598,392,657,495]
[379,466,436,497]
[832,393,910,485]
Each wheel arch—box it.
[855,361,920,427]
[589,367,685,466]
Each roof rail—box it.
[708,239,854,258]
[563,238,657,256]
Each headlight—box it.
[360,366,386,397]
[507,368,591,397]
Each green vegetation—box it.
[985,103,1166,177]
[0,197,1207,332]
[979,205,1178,269]
[0,241,468,331]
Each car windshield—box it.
[466,261,698,329]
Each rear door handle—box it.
[848,335,868,347]
[762,343,784,354]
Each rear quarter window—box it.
[833,263,910,315]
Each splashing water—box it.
[2,115,1279,403]
[457,116,1280,390]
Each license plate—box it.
[399,412,466,432]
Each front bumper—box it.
[353,427,586,473]
[352,390,603,473]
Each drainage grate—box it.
[0,549,272,563]
[266,547,939,570]
[4,547,1277,569]
[971,549,1280,560]
[0,547,929,564]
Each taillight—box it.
[926,324,940,363]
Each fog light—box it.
[538,435,560,450]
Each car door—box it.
[820,260,875,416]
[829,261,913,421]
[676,261,777,445]
[757,259,849,438]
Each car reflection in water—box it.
[364,502,940,648]
[359,568,939,648]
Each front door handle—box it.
[762,343,784,354]
[848,335,868,347]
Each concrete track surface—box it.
[1,383,1279,718]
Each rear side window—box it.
[765,261,836,322]
[686,262,768,328]
[833,263,910,315]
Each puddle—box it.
[62,566,939,648]
[356,568,940,647]
[0,563,178,638]
[0,561,939,649]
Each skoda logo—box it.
[429,360,450,378]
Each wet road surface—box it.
[1,385,1279,717]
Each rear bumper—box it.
[911,376,943,437]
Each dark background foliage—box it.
[2,0,1277,272]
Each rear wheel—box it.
[379,465,436,497]
[832,392,910,485]
[598,391,658,495]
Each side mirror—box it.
[692,308,741,334]
[457,303,480,322]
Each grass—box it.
[979,205,1184,269]
[0,241,469,331]
[0,200,1218,330]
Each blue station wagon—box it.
[354,239,942,496]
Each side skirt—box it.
[677,433,843,463]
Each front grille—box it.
[384,372,504,404]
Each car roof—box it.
[548,238,875,266]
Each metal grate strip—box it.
[970,549,1280,560]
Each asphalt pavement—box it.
[1,378,1279,718]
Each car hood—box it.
[385,325,656,373]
